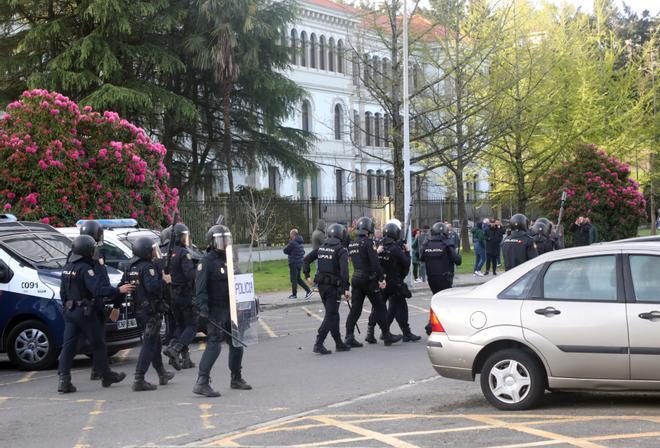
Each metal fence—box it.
[179,197,526,247]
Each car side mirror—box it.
[0,259,14,284]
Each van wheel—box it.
[7,320,58,371]
[480,349,545,411]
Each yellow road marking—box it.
[16,372,36,383]
[259,319,277,338]
[302,306,323,322]
[310,415,419,448]
[116,348,132,362]
[199,404,216,430]
[163,432,191,440]
[587,430,660,442]
[197,341,207,352]
[465,414,605,448]
[74,400,105,448]
[485,441,560,448]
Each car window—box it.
[1,233,70,269]
[543,255,617,301]
[99,242,130,269]
[629,255,660,302]
[499,265,543,299]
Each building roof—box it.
[304,0,361,15]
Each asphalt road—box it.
[2,290,660,448]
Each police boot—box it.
[230,371,253,390]
[313,343,332,355]
[193,376,221,397]
[58,375,77,394]
[335,340,351,352]
[90,369,102,381]
[402,327,422,342]
[132,373,157,392]
[156,367,175,386]
[181,347,195,369]
[101,371,126,388]
[383,331,403,346]
[162,341,183,371]
[344,332,363,348]
[365,325,377,344]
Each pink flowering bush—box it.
[0,90,178,227]
[540,143,646,241]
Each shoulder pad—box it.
[186,253,192,260]
[197,263,203,272]
[149,268,156,277]
[87,269,95,277]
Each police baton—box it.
[344,298,361,334]
[204,316,248,348]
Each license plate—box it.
[116,318,137,330]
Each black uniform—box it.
[376,237,414,337]
[59,259,112,378]
[502,230,538,270]
[303,237,350,351]
[164,245,197,364]
[122,259,167,378]
[533,234,555,255]
[420,236,462,294]
[195,251,245,385]
[345,236,391,343]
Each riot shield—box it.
[226,243,259,347]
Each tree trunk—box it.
[223,82,235,197]
[390,1,404,220]
[455,164,470,252]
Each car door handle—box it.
[639,311,660,320]
[535,307,561,316]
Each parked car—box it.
[427,241,660,410]
[0,220,141,370]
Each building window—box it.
[337,40,344,74]
[365,112,372,146]
[353,109,360,145]
[372,56,380,88]
[376,170,384,198]
[367,170,374,200]
[363,53,370,85]
[268,166,279,193]
[309,33,317,68]
[355,169,362,199]
[336,169,344,202]
[319,36,326,70]
[352,51,359,85]
[300,31,307,67]
[311,172,319,198]
[374,113,381,147]
[386,171,393,197]
[290,29,298,65]
[382,58,390,90]
[328,37,335,72]
[384,115,390,147]
[302,100,310,132]
[334,104,343,140]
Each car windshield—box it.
[1,233,71,269]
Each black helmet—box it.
[530,222,548,238]
[133,237,157,260]
[173,223,190,247]
[383,222,401,240]
[536,217,552,236]
[70,235,96,262]
[80,220,103,243]
[430,222,448,237]
[160,226,172,246]
[356,217,375,236]
[509,213,528,231]
[327,223,346,240]
[206,225,232,252]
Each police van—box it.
[0,216,142,370]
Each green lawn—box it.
[251,250,478,294]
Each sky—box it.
[541,0,659,15]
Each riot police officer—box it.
[58,235,127,393]
[303,223,352,355]
[194,225,252,398]
[374,222,419,343]
[79,220,132,381]
[344,217,401,347]
[530,221,554,255]
[162,223,197,370]
[122,237,174,391]
[421,222,462,294]
[502,214,538,270]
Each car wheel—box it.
[7,320,58,371]
[480,349,545,411]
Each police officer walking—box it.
[162,223,197,371]
[502,214,538,270]
[303,223,352,355]
[421,222,462,295]
[344,217,402,348]
[373,222,420,343]
[193,225,252,398]
[122,237,175,391]
[58,235,128,393]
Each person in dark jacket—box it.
[569,217,593,247]
[471,222,486,276]
[484,221,504,275]
[284,229,312,300]
[311,220,327,251]
[502,214,538,270]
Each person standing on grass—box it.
[471,222,486,276]
[284,229,313,300]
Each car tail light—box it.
[429,308,445,333]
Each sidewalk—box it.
[257,273,490,310]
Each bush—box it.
[0,90,178,227]
[539,143,645,241]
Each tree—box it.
[238,187,277,270]
[539,143,646,241]
[0,90,178,227]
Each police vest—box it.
[317,244,345,285]
[61,261,94,303]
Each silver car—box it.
[427,242,660,410]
